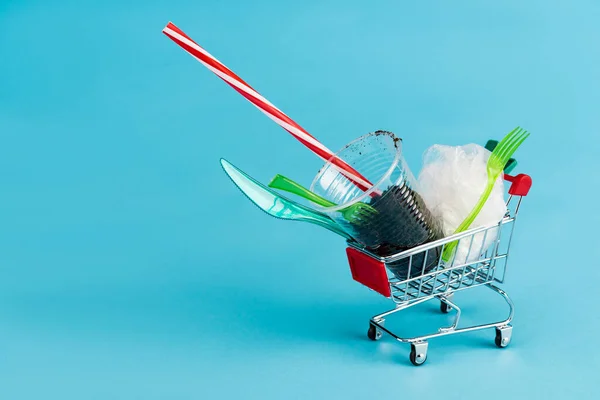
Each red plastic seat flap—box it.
[346,247,391,298]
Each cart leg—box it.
[410,342,428,366]
[495,325,512,348]
[486,283,515,324]
[438,297,461,333]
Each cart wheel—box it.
[495,326,512,348]
[409,343,428,366]
[367,325,382,341]
[440,302,452,313]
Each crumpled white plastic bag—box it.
[418,144,507,264]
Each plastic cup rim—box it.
[309,131,402,212]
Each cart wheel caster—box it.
[409,342,428,366]
[440,302,452,313]
[368,324,382,341]
[495,326,512,348]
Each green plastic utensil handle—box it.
[484,140,499,152]
[441,179,496,262]
[456,180,495,232]
[220,159,352,240]
[504,159,517,175]
[268,174,336,207]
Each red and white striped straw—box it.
[162,22,373,192]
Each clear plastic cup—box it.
[310,131,440,253]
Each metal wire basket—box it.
[345,173,532,365]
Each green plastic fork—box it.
[268,174,378,225]
[442,127,530,262]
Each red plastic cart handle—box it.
[504,174,532,197]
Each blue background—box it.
[1,0,599,398]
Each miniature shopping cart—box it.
[345,173,532,365]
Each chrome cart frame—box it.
[345,173,532,365]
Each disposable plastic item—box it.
[439,128,529,262]
[418,144,507,264]
[164,22,372,193]
[485,140,517,174]
[268,174,378,224]
[220,159,352,240]
[310,131,441,251]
